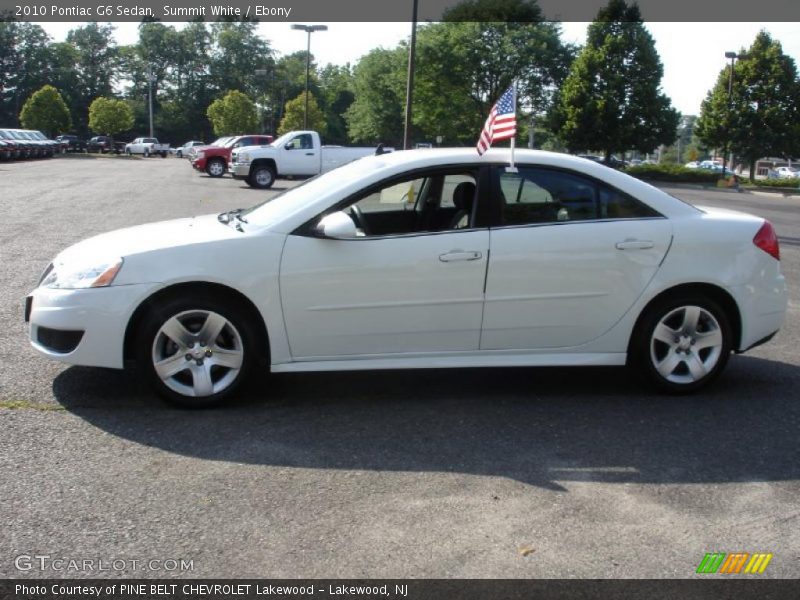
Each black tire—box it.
[144,148,150,158]
[176,150,182,158]
[206,158,226,178]
[160,151,167,158]
[630,295,732,393]
[248,164,276,189]
[137,293,260,408]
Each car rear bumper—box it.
[26,283,158,369]
[730,269,788,352]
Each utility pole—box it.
[147,70,156,138]
[291,24,328,130]
[403,0,418,150]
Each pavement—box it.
[1,157,798,579]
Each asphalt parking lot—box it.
[1,156,798,579]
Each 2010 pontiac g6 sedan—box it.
[25,149,787,407]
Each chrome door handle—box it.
[615,239,654,250]
[439,250,482,262]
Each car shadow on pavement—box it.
[52,355,800,489]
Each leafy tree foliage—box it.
[67,23,118,132]
[0,22,52,126]
[19,85,71,136]
[278,92,326,135]
[553,0,679,160]
[88,97,134,136]
[695,31,800,180]
[207,90,258,136]
[317,64,354,144]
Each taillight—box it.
[753,220,780,260]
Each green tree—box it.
[345,46,407,144]
[88,97,134,136]
[278,92,326,135]
[695,31,800,180]
[553,0,679,161]
[206,90,259,135]
[67,23,118,133]
[317,63,354,144]
[0,22,52,126]
[19,85,71,136]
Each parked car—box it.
[124,137,170,157]
[28,130,59,156]
[25,148,787,407]
[684,161,700,169]
[187,137,232,162]
[0,129,19,159]
[575,154,627,169]
[174,140,204,158]
[56,135,87,153]
[2,129,51,158]
[773,166,798,179]
[87,136,118,154]
[191,134,273,177]
[230,131,389,188]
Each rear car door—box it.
[481,165,672,350]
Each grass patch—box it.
[0,399,65,411]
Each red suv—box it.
[192,134,273,178]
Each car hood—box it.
[55,214,240,264]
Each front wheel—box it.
[631,296,732,393]
[137,295,257,407]
[248,165,276,189]
[206,158,225,177]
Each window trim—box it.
[488,163,665,229]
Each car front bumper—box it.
[230,162,250,179]
[192,158,207,171]
[26,283,159,370]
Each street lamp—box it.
[146,70,157,138]
[723,51,747,178]
[291,24,328,130]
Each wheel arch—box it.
[627,282,742,360]
[250,158,277,175]
[123,281,270,366]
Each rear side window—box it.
[496,166,660,226]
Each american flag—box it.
[477,84,517,155]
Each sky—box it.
[37,21,800,116]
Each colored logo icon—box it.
[696,552,773,574]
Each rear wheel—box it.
[137,294,258,408]
[631,296,732,393]
[206,158,225,177]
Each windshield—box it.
[240,155,386,227]
[0,131,9,139]
[9,131,28,140]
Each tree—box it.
[0,22,52,126]
[206,90,259,136]
[19,85,71,136]
[317,63,354,144]
[278,92,326,135]
[695,31,800,180]
[88,97,134,136]
[553,0,679,161]
[346,46,408,144]
[67,23,118,133]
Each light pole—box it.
[403,0,419,150]
[291,24,327,130]
[723,51,747,178]
[146,70,156,138]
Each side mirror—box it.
[285,143,294,150]
[315,211,358,239]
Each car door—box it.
[280,133,318,176]
[481,165,672,350]
[279,168,490,359]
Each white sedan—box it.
[25,149,788,407]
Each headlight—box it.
[239,153,250,163]
[41,258,123,289]
[196,151,205,159]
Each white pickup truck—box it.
[229,130,390,189]
[124,137,170,158]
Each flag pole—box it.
[507,80,518,173]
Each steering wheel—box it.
[349,205,371,236]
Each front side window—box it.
[286,134,312,150]
[496,167,659,226]
[332,170,479,237]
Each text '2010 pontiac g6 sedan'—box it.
[25,149,787,407]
